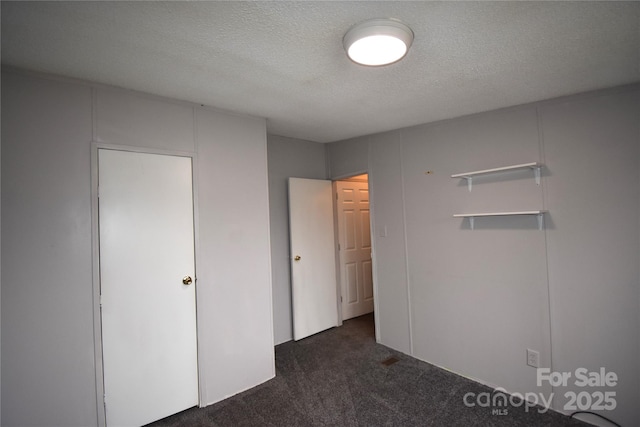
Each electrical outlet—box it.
[527,348,540,368]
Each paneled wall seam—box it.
[536,105,557,411]
[91,86,98,142]
[261,129,277,378]
[90,87,107,427]
[192,105,208,406]
[398,129,414,356]
[366,137,383,343]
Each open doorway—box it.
[334,174,374,324]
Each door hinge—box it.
[338,243,341,250]
[340,296,343,302]
[99,294,102,307]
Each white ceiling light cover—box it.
[343,19,414,66]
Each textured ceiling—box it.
[2,1,639,143]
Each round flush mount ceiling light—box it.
[343,18,414,66]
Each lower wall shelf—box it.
[453,210,548,230]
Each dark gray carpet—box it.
[148,314,588,427]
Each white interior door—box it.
[288,178,338,341]
[336,180,374,320]
[99,149,198,427]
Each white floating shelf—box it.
[451,162,543,191]
[453,210,547,218]
[453,210,548,230]
[451,162,542,178]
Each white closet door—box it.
[99,149,198,427]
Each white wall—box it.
[540,90,639,424]
[267,135,327,344]
[194,108,274,404]
[1,70,275,426]
[401,107,552,399]
[368,131,412,354]
[328,85,640,426]
[327,136,368,179]
[2,71,97,427]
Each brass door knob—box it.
[294,255,301,261]
[182,276,193,285]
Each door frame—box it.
[90,142,205,427]
[331,170,380,342]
